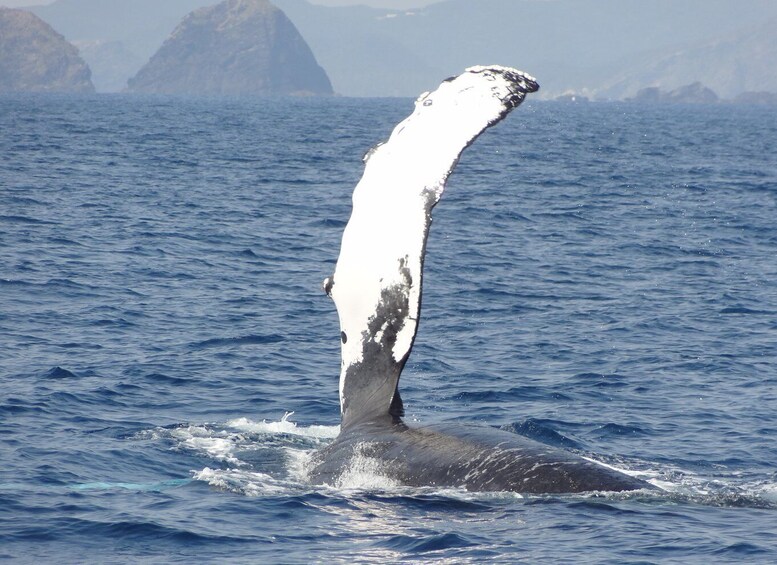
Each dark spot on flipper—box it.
[341,331,347,344]
[323,276,334,297]
[341,280,411,426]
[363,142,383,164]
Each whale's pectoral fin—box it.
[329,66,539,428]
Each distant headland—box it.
[0,7,94,93]
[126,0,333,96]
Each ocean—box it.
[1,93,776,563]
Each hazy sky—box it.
[1,0,443,7]
[1,0,49,5]
[1,0,42,5]
[310,0,440,7]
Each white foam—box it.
[581,455,672,491]
[284,447,315,483]
[169,425,242,465]
[577,457,772,501]
[227,412,339,440]
[139,415,345,496]
[150,420,777,505]
[581,455,640,476]
[193,467,288,496]
[332,444,401,491]
[757,482,777,504]
[424,486,525,501]
[648,478,681,492]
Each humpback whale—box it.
[309,66,650,493]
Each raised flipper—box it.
[324,66,539,428]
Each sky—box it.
[1,0,49,5]
[310,0,440,6]
[2,0,443,7]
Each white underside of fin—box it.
[329,65,539,421]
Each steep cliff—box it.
[127,0,332,96]
[0,7,94,93]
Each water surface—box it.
[1,94,776,563]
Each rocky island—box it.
[127,0,332,96]
[626,82,719,104]
[0,7,94,93]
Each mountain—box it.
[597,17,777,100]
[30,0,216,92]
[25,0,777,98]
[0,7,93,93]
[126,0,332,96]
[626,83,719,105]
[273,0,777,98]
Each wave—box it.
[189,334,285,349]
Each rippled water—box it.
[1,93,776,563]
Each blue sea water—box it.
[1,92,776,563]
